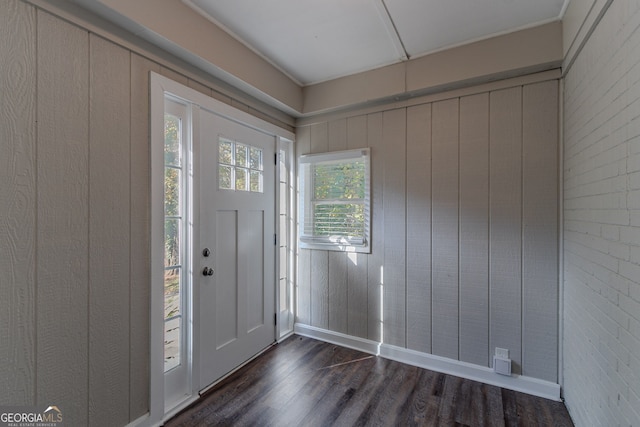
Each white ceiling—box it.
[185,0,568,86]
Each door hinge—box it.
[274,153,277,165]
[274,234,277,245]
[274,313,277,326]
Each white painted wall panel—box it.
[36,10,90,424]
[347,115,369,339]
[522,80,559,382]
[0,0,36,406]
[489,87,523,374]
[310,123,329,329]
[459,93,490,367]
[328,119,348,334]
[88,35,131,425]
[382,108,407,348]
[129,52,159,419]
[296,125,312,325]
[367,112,384,343]
[431,99,460,360]
[406,103,432,353]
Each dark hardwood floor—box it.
[166,336,574,427]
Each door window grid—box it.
[219,137,263,192]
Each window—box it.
[162,98,191,375]
[218,137,263,192]
[299,148,371,253]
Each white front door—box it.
[198,108,276,390]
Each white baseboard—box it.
[380,344,561,401]
[294,323,381,355]
[293,323,561,402]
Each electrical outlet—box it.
[493,355,512,376]
[495,347,509,359]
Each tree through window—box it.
[299,148,371,253]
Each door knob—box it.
[202,267,214,276]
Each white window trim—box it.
[298,148,371,253]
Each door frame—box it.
[149,72,295,426]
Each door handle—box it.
[202,267,214,276]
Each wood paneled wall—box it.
[0,1,292,424]
[296,80,559,383]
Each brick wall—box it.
[563,0,640,425]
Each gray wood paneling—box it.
[459,93,490,366]
[310,123,329,329]
[310,250,329,329]
[346,115,369,338]
[129,53,159,418]
[366,112,384,342]
[522,81,559,382]
[36,11,90,424]
[0,0,36,406]
[161,67,189,86]
[382,108,407,348]
[88,35,131,425]
[296,80,558,383]
[296,126,312,325]
[431,99,460,360]
[406,103,432,353]
[489,87,523,374]
[328,119,348,334]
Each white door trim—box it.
[148,72,295,426]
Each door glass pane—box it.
[164,268,181,319]
[164,267,181,371]
[236,168,248,191]
[164,167,181,216]
[219,165,233,190]
[164,114,181,166]
[164,219,181,267]
[219,139,233,164]
[250,147,262,170]
[250,170,261,192]
[164,105,185,374]
[236,144,248,168]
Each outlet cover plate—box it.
[495,347,509,359]
[493,356,512,376]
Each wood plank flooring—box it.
[166,336,574,427]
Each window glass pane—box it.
[219,139,233,165]
[250,147,262,170]
[164,318,180,371]
[165,219,181,267]
[236,168,248,191]
[313,160,365,200]
[313,203,364,237]
[164,167,180,216]
[250,170,262,193]
[164,267,181,319]
[164,267,181,370]
[219,165,233,190]
[164,114,181,166]
[279,277,287,312]
[236,144,248,168]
